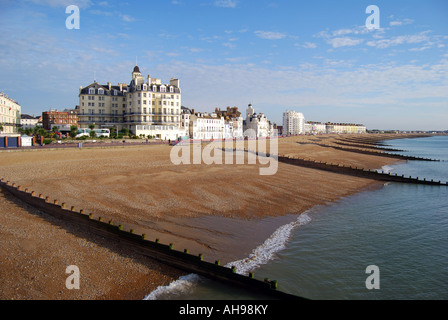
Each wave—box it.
[224,212,312,274]
[379,165,394,173]
[143,274,202,300]
[143,212,312,300]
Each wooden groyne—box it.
[0,179,305,300]
[296,142,440,162]
[332,141,407,152]
[277,156,447,186]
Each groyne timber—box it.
[0,178,305,300]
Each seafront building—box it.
[42,109,78,131]
[189,112,225,140]
[20,114,41,130]
[325,123,366,134]
[0,92,21,134]
[304,121,327,135]
[283,110,305,135]
[78,66,184,140]
[244,104,274,138]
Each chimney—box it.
[119,83,123,91]
[108,82,111,90]
[147,75,151,84]
[170,78,180,87]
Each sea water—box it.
[145,135,448,300]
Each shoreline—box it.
[0,133,422,299]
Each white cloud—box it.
[153,59,448,120]
[409,46,431,52]
[214,0,238,8]
[389,18,414,27]
[254,31,287,40]
[120,14,135,22]
[222,42,236,49]
[24,0,92,8]
[302,42,317,49]
[327,37,364,48]
[367,32,431,49]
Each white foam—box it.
[380,165,394,173]
[143,212,312,299]
[143,274,202,300]
[225,212,312,274]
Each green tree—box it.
[38,128,47,137]
[52,126,59,133]
[69,125,78,138]
[121,128,129,136]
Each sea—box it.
[144,135,448,300]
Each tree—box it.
[0,123,4,132]
[33,125,42,135]
[52,126,59,133]
[69,125,78,138]
[38,128,47,137]
[121,128,129,136]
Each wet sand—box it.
[0,133,424,299]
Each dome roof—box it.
[133,65,140,73]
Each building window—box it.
[114,90,118,96]
[98,88,104,95]
[143,84,147,91]
[153,85,157,92]
[89,88,95,94]
[170,87,174,93]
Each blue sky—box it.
[1,0,447,130]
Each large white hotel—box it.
[78,66,184,140]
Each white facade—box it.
[283,110,305,135]
[229,116,244,138]
[189,113,224,140]
[20,115,40,130]
[244,104,273,138]
[325,123,367,134]
[0,92,21,134]
[305,122,326,134]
